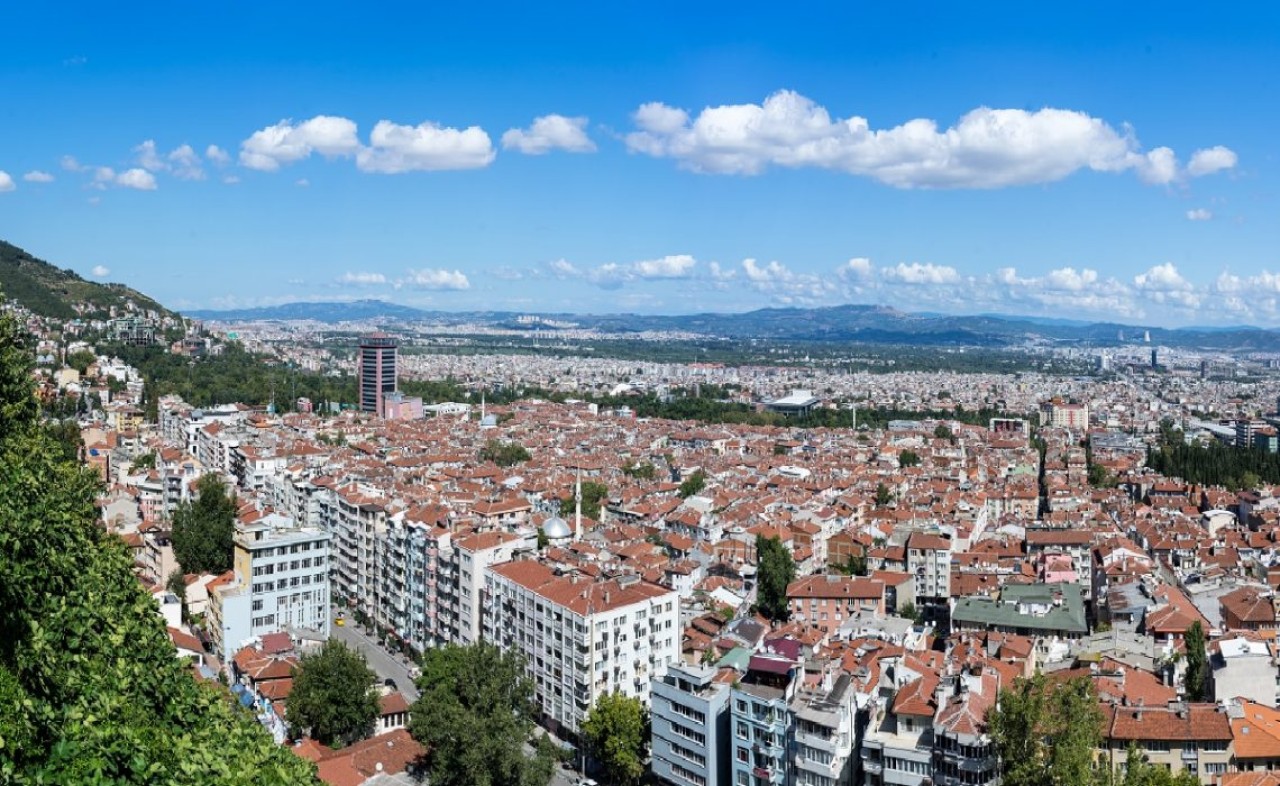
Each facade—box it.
[729,646,802,786]
[484,560,681,736]
[790,673,858,786]
[1099,703,1233,783]
[357,333,398,416]
[906,532,952,606]
[652,662,733,786]
[211,512,332,659]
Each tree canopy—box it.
[0,298,317,783]
[1184,620,1208,702]
[408,643,556,786]
[478,438,531,467]
[286,640,379,747]
[171,474,237,574]
[754,535,796,622]
[988,674,1103,786]
[678,469,707,498]
[561,480,608,521]
[581,692,647,786]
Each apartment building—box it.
[1098,703,1233,783]
[786,575,886,628]
[729,645,802,786]
[209,513,331,658]
[651,662,733,786]
[790,672,857,786]
[906,532,952,606]
[484,560,680,736]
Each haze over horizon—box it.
[1,4,1277,327]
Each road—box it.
[328,610,420,702]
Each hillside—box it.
[0,240,174,320]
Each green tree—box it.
[561,480,609,520]
[479,439,531,467]
[621,460,657,480]
[65,348,97,376]
[581,692,648,786]
[678,469,707,498]
[934,423,954,440]
[898,601,922,624]
[898,449,921,468]
[988,674,1104,786]
[166,568,188,622]
[408,643,556,786]
[133,451,157,470]
[1184,620,1208,702]
[286,639,380,747]
[0,298,318,783]
[1110,743,1202,786]
[874,482,894,507]
[170,474,237,574]
[754,535,796,622]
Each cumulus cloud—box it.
[337,272,387,286]
[115,168,158,190]
[23,170,54,183]
[356,120,495,173]
[625,90,1233,189]
[839,257,874,280]
[0,171,14,192]
[240,115,360,171]
[882,262,960,285]
[135,140,166,172]
[547,258,581,278]
[708,261,738,283]
[400,268,471,290]
[1134,262,1199,309]
[502,114,596,154]
[740,258,836,303]
[1186,208,1213,221]
[205,144,231,166]
[91,265,110,277]
[631,254,696,279]
[168,144,205,180]
[1187,146,1238,177]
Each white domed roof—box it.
[542,517,572,540]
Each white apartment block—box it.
[210,512,331,659]
[906,532,952,604]
[484,561,680,736]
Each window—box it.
[736,747,748,763]
[252,599,263,611]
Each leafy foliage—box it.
[678,469,707,498]
[1112,744,1201,786]
[1148,425,1280,490]
[66,349,98,375]
[754,535,796,622]
[286,640,379,747]
[561,480,608,521]
[874,482,894,507]
[408,643,556,786]
[0,302,317,784]
[478,439,531,467]
[171,474,237,574]
[581,692,648,786]
[898,449,921,468]
[988,674,1103,786]
[621,460,657,480]
[1183,620,1208,702]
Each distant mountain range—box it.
[187,299,1280,351]
[0,240,174,320]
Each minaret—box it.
[480,390,486,422]
[574,466,583,541]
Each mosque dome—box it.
[542,516,572,540]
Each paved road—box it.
[328,610,420,702]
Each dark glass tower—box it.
[357,333,398,415]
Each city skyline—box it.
[1,4,1277,325]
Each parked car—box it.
[384,678,398,691]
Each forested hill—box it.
[0,239,174,320]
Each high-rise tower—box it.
[357,333,398,415]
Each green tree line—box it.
[1147,425,1279,490]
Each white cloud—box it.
[839,257,874,279]
[23,170,54,183]
[708,261,738,282]
[91,265,110,277]
[205,144,231,166]
[882,262,960,285]
[295,178,310,187]
[356,120,495,173]
[1133,262,1199,308]
[240,115,360,171]
[1187,145,1238,177]
[337,271,387,285]
[1186,208,1213,221]
[1043,266,1099,291]
[168,144,205,180]
[135,140,167,172]
[502,114,596,154]
[547,258,581,278]
[625,90,1227,189]
[740,258,835,303]
[400,268,471,290]
[116,168,158,190]
[0,171,14,192]
[631,254,696,279]
[61,155,84,172]
[91,166,116,189]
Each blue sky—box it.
[1,3,1277,325]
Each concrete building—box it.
[1099,703,1233,783]
[729,645,802,786]
[651,662,733,786]
[484,560,681,736]
[906,532,952,606]
[1211,637,1277,706]
[357,333,398,416]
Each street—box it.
[328,609,420,703]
